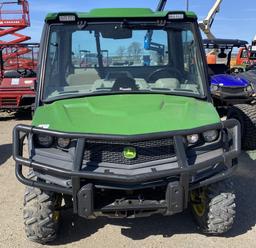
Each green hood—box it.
[33,94,220,135]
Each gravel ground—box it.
[0,114,256,248]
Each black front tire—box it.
[190,180,236,234]
[23,185,62,244]
[227,104,256,150]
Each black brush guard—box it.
[13,119,240,217]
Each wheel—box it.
[190,180,236,234]
[17,69,36,77]
[23,172,62,244]
[227,67,244,74]
[227,104,256,150]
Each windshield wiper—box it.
[59,90,79,94]
[172,88,196,93]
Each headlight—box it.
[211,84,219,91]
[36,134,54,147]
[186,134,199,144]
[57,138,71,148]
[246,85,253,92]
[202,130,219,142]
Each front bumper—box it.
[13,120,240,218]
[0,89,35,110]
[211,88,254,103]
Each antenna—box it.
[186,0,189,11]
[156,0,167,12]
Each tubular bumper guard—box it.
[13,119,240,196]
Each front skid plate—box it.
[77,181,184,218]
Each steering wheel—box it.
[17,69,36,77]
[17,69,28,77]
[147,67,183,83]
[105,71,134,81]
[227,67,245,74]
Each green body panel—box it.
[45,8,197,21]
[33,94,220,135]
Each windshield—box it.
[43,22,206,101]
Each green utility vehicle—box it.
[13,8,241,244]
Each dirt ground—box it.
[0,113,256,248]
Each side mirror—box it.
[101,27,132,39]
[218,48,227,59]
[218,52,227,59]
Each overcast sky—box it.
[22,0,256,43]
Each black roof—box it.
[203,38,248,49]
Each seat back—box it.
[154,78,180,89]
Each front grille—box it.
[83,138,175,165]
[1,97,17,106]
[220,87,245,94]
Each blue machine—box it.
[210,73,254,104]
[204,39,256,150]
[203,38,254,104]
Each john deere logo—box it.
[123,147,137,159]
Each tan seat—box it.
[154,78,180,89]
[67,69,100,86]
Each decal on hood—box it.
[38,124,50,129]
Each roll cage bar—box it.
[203,39,248,68]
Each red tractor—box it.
[0,0,38,114]
[0,43,39,112]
